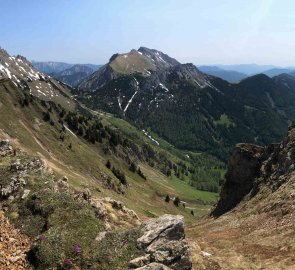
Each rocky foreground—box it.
[0,139,193,269]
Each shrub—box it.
[173,197,180,207]
[165,195,170,203]
[129,162,137,173]
[106,160,112,169]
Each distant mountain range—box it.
[32,61,100,74]
[198,66,247,83]
[198,64,295,82]
[32,61,101,87]
[50,64,101,87]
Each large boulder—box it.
[130,215,192,270]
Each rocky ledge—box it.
[212,122,295,217]
[129,214,192,270]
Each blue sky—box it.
[1,0,295,65]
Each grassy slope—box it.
[0,79,218,224]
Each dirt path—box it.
[0,207,31,270]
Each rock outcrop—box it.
[0,139,13,156]
[130,215,192,270]
[0,142,43,199]
[212,122,295,217]
[90,197,141,230]
[212,143,265,216]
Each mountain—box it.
[262,68,295,77]
[0,48,74,108]
[32,61,101,76]
[31,61,73,73]
[51,64,100,87]
[216,64,277,75]
[198,65,247,83]
[77,47,295,159]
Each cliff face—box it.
[213,122,295,217]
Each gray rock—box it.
[55,177,69,192]
[0,139,13,156]
[21,189,30,199]
[1,176,27,198]
[135,262,171,270]
[129,254,151,268]
[134,215,192,270]
[137,215,185,249]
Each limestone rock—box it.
[129,254,151,268]
[89,197,141,230]
[135,262,172,270]
[137,214,185,249]
[1,176,27,198]
[133,215,192,270]
[55,176,69,192]
[0,139,13,156]
[21,189,30,199]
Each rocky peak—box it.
[109,49,156,75]
[138,47,180,69]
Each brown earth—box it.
[0,206,31,270]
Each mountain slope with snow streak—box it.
[0,48,74,108]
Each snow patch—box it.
[65,126,77,138]
[124,91,138,112]
[142,130,160,145]
[159,83,169,92]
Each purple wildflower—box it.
[74,244,81,253]
[122,239,128,245]
[64,258,71,266]
[38,235,46,241]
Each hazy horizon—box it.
[2,0,295,66]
